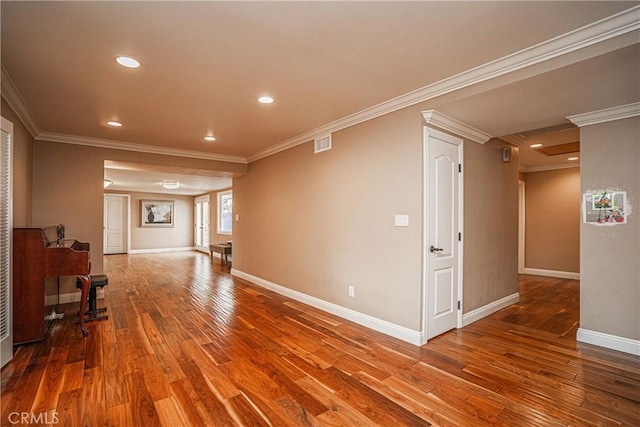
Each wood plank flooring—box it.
[2,252,639,426]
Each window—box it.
[217,190,232,235]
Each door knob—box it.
[429,245,444,253]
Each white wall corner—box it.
[230,269,423,346]
[577,328,640,356]
[422,110,493,144]
[462,292,520,327]
[567,102,640,127]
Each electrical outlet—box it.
[348,285,355,298]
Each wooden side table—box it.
[210,243,232,268]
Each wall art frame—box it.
[141,200,175,227]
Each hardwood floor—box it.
[2,252,639,426]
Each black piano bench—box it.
[76,274,109,322]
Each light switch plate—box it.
[394,214,409,227]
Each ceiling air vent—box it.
[314,134,332,154]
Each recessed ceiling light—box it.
[568,156,579,161]
[530,143,543,148]
[106,120,123,127]
[115,56,140,68]
[162,180,180,190]
[204,135,216,142]
[258,96,274,104]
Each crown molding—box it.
[421,110,492,144]
[567,102,640,127]
[36,132,248,164]
[248,6,640,162]
[1,65,41,137]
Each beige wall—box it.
[580,117,639,341]
[125,191,194,250]
[234,106,424,329]
[463,139,520,311]
[2,99,32,226]
[524,167,580,273]
[234,104,519,331]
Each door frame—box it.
[421,126,464,345]
[103,193,130,254]
[518,180,526,273]
[194,194,211,253]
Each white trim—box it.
[462,292,520,327]
[36,131,247,164]
[421,110,492,144]
[577,328,640,356]
[0,66,40,137]
[231,269,423,346]
[521,268,580,280]
[567,102,640,127]
[128,246,195,254]
[520,163,580,173]
[247,6,640,162]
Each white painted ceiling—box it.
[2,1,639,193]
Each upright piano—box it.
[13,226,92,344]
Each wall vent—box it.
[314,134,332,154]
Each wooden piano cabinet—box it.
[13,227,91,344]
[13,228,48,344]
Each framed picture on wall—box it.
[141,200,174,227]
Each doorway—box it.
[194,195,210,253]
[104,194,129,254]
[422,126,463,343]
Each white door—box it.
[194,195,210,253]
[424,127,462,340]
[1,117,13,367]
[104,194,127,254]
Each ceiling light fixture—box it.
[115,56,141,68]
[568,156,579,161]
[530,143,543,148]
[162,180,180,190]
[204,135,216,142]
[104,179,112,188]
[258,96,274,104]
[106,120,123,127]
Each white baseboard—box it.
[462,292,520,327]
[577,328,640,356]
[128,246,195,254]
[44,289,104,306]
[522,268,580,280]
[231,269,422,346]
